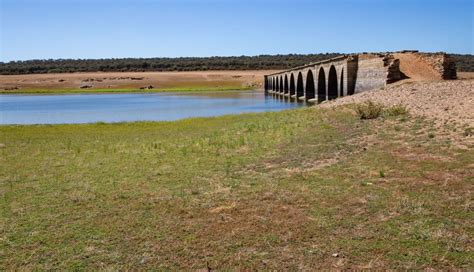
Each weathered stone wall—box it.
[415,52,457,79]
[384,55,401,83]
[354,54,395,93]
[345,55,358,95]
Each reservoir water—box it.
[0,91,303,125]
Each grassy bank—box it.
[1,106,472,270]
[0,86,254,94]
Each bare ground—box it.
[394,52,443,81]
[320,78,474,148]
[0,70,277,90]
[457,72,474,80]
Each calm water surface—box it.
[0,91,303,125]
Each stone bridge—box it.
[264,52,456,103]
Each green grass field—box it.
[1,106,472,270]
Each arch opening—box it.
[305,70,315,100]
[317,68,326,102]
[284,75,289,94]
[296,72,304,97]
[340,69,344,97]
[289,74,295,96]
[275,77,279,93]
[280,76,283,93]
[328,66,338,100]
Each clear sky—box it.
[0,0,472,62]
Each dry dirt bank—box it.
[320,79,474,147]
[0,70,277,91]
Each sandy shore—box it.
[0,70,278,91]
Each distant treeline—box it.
[0,54,342,75]
[1,53,473,75]
[452,54,474,72]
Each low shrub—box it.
[385,104,409,116]
[355,101,384,119]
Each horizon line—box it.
[2,50,473,63]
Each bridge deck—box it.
[266,55,349,76]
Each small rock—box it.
[4,87,19,90]
[0,143,5,148]
[140,85,154,90]
[332,253,339,257]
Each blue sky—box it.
[1,0,472,61]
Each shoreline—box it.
[0,86,256,95]
[0,70,276,94]
[0,107,296,127]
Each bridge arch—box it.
[328,65,338,100]
[284,74,289,94]
[317,67,326,102]
[289,73,295,96]
[305,70,315,100]
[340,68,344,97]
[296,72,304,97]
